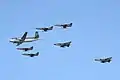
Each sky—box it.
[0,0,120,80]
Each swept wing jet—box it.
[95,57,112,63]
[16,46,33,51]
[36,26,53,32]
[10,31,39,46]
[54,23,72,28]
[22,52,39,57]
[54,41,72,48]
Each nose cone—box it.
[9,38,17,43]
[9,38,13,42]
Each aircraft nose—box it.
[9,39,12,42]
[9,38,15,42]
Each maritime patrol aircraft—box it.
[9,32,27,46]
[9,31,39,46]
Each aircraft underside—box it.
[10,38,38,43]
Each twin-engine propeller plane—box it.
[54,23,72,28]
[36,26,53,32]
[54,41,72,48]
[22,52,39,57]
[16,46,33,51]
[95,57,112,63]
[9,31,39,46]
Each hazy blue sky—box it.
[0,0,120,80]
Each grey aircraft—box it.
[54,23,72,28]
[10,31,39,46]
[9,32,28,46]
[16,46,33,51]
[54,41,72,48]
[36,26,53,32]
[95,57,112,63]
[22,52,39,57]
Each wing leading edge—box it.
[16,32,28,46]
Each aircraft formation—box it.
[9,22,112,63]
[9,23,72,57]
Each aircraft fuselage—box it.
[9,37,39,43]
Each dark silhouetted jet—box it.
[36,26,53,32]
[54,41,72,48]
[95,57,112,63]
[16,46,33,51]
[54,23,72,28]
[22,52,39,57]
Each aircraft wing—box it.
[16,43,21,46]
[21,32,28,40]
[16,32,27,46]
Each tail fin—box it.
[69,41,72,43]
[35,31,39,39]
[50,26,53,30]
[109,57,112,59]
[69,23,72,27]
[30,46,33,50]
[66,41,71,47]
[36,52,39,56]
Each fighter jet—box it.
[16,46,33,51]
[54,23,72,28]
[54,41,72,48]
[95,57,112,63]
[36,26,53,32]
[22,52,39,57]
[9,31,39,46]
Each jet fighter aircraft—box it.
[95,57,112,63]
[54,23,72,28]
[54,41,72,48]
[16,46,33,51]
[36,26,53,32]
[22,52,39,57]
[9,31,39,46]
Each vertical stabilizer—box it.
[35,31,39,38]
[36,52,39,56]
